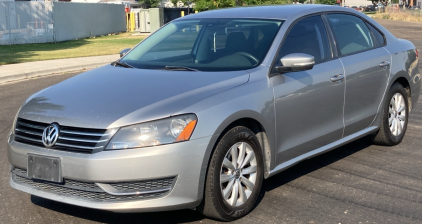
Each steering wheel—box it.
[234,52,260,64]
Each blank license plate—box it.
[27,154,62,183]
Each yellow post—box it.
[181,11,186,32]
[195,10,198,13]
[126,13,129,31]
[130,12,135,31]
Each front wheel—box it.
[198,126,264,221]
[373,83,409,145]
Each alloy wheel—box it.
[389,93,406,136]
[220,142,257,207]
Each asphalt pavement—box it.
[0,19,422,224]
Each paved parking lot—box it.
[0,19,421,224]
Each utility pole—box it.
[186,1,191,14]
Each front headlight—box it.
[11,105,23,135]
[105,114,197,150]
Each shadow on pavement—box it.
[31,136,374,223]
[262,135,374,193]
[31,195,205,224]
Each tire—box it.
[198,126,264,221]
[373,83,409,146]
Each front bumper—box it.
[7,134,211,212]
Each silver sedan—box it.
[7,4,420,221]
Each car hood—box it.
[18,65,249,129]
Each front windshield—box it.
[121,18,283,71]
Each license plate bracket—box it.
[27,154,62,183]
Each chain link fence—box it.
[0,2,54,45]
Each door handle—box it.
[330,74,344,82]
[379,61,390,67]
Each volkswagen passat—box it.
[8,5,420,221]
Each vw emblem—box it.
[42,123,60,147]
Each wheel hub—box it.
[234,169,241,179]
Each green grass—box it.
[372,8,422,22]
[364,11,377,15]
[0,32,146,65]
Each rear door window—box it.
[327,14,375,55]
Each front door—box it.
[271,15,345,164]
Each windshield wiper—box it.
[165,66,198,71]
[111,61,134,68]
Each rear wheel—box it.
[373,83,409,145]
[198,126,264,221]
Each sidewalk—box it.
[0,54,119,84]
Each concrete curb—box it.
[0,54,119,85]
[0,62,107,84]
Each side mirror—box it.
[119,48,131,58]
[276,53,315,73]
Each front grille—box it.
[14,118,113,153]
[110,178,175,192]
[12,168,175,202]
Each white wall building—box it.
[417,0,421,6]
[71,0,102,2]
[344,0,373,6]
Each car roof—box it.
[178,4,363,21]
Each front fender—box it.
[174,73,275,201]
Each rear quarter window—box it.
[366,22,385,47]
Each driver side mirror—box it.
[275,53,315,73]
[119,48,131,58]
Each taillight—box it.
[416,49,419,58]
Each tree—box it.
[171,0,195,7]
[138,0,162,8]
[315,0,336,5]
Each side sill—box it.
[267,126,379,178]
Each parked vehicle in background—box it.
[7,4,420,221]
[351,6,359,10]
[366,4,376,11]
[378,3,386,12]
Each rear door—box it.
[326,13,390,136]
